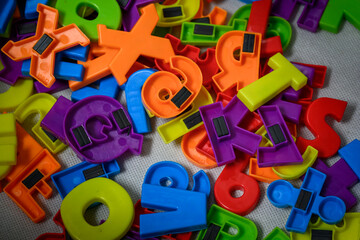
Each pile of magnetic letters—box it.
[0,0,359,239]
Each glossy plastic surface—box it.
[56,0,122,41]
[0,0,15,34]
[155,0,200,27]
[63,95,143,163]
[121,0,156,31]
[297,97,347,158]
[34,79,68,94]
[125,69,157,133]
[158,86,213,143]
[14,93,67,154]
[0,47,24,85]
[181,125,218,169]
[319,0,360,33]
[271,0,329,32]
[51,159,120,199]
[0,113,17,179]
[194,0,227,25]
[229,4,292,51]
[273,146,318,180]
[213,31,261,92]
[1,4,90,88]
[237,53,307,112]
[257,105,303,167]
[0,78,33,112]
[214,152,260,216]
[23,0,49,19]
[339,139,360,180]
[22,45,89,81]
[267,168,346,233]
[196,204,258,240]
[199,96,262,166]
[71,75,120,102]
[155,34,219,90]
[180,19,247,46]
[310,157,358,211]
[264,227,289,240]
[291,213,360,240]
[249,158,281,183]
[98,4,175,86]
[40,96,73,143]
[61,178,134,240]
[4,124,61,223]
[132,200,192,240]
[266,87,302,124]
[140,161,210,238]
[142,56,202,118]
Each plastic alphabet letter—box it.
[296,97,347,158]
[55,0,122,41]
[158,86,213,143]
[257,105,303,167]
[214,152,260,215]
[319,0,360,33]
[48,95,143,163]
[271,0,330,32]
[0,78,33,112]
[199,95,262,166]
[14,93,67,154]
[142,56,202,118]
[212,31,262,92]
[155,0,201,27]
[290,213,360,240]
[237,53,307,112]
[51,160,120,199]
[71,75,120,102]
[140,161,210,238]
[4,124,61,223]
[267,168,346,233]
[180,19,247,47]
[0,113,17,179]
[125,69,157,134]
[97,3,175,86]
[1,4,90,88]
[61,178,134,240]
[196,204,258,240]
[310,157,358,211]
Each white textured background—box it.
[0,0,359,239]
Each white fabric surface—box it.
[0,1,359,239]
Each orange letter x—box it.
[98,3,175,86]
[1,4,89,88]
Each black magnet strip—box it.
[117,0,129,8]
[163,7,183,18]
[113,109,131,130]
[203,224,221,240]
[213,116,229,137]
[191,17,210,24]
[33,34,53,55]
[268,124,286,145]
[43,128,58,142]
[83,165,105,180]
[194,24,214,36]
[171,87,192,108]
[72,126,91,147]
[295,189,312,211]
[243,33,255,53]
[22,169,44,189]
[17,21,37,35]
[183,111,203,129]
[311,229,333,240]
